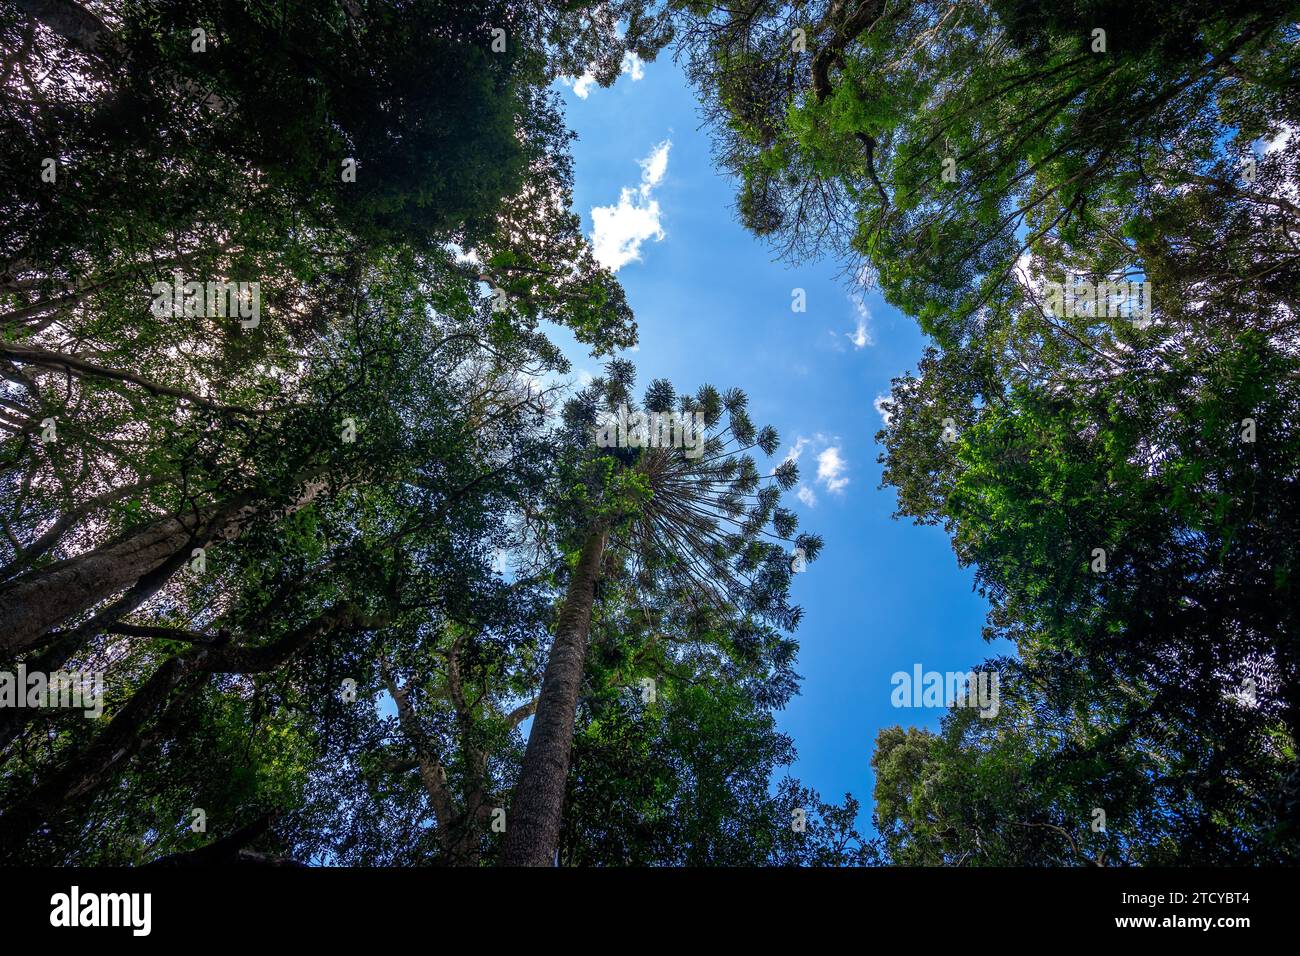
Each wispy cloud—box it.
[846,294,874,349]
[873,394,894,428]
[785,436,810,464]
[817,446,850,494]
[786,434,850,501]
[591,139,671,271]
[566,51,646,100]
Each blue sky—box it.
[550,54,1011,830]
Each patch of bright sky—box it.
[550,54,1013,832]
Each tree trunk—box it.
[13,0,113,54]
[0,542,195,753]
[501,522,607,866]
[381,663,461,860]
[0,470,329,657]
[0,657,208,857]
[0,506,220,657]
[0,475,167,582]
[13,0,227,110]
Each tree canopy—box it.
[0,0,850,868]
[2,0,1296,868]
[682,0,1299,863]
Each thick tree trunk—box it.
[13,0,112,54]
[501,522,607,866]
[0,542,194,753]
[13,0,226,110]
[0,506,220,657]
[0,471,328,657]
[0,475,167,582]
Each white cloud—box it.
[446,242,480,267]
[816,446,849,494]
[873,394,894,428]
[621,50,646,81]
[590,139,671,271]
[1260,123,1294,155]
[1255,124,1298,206]
[639,138,669,189]
[847,316,871,349]
[565,51,646,100]
[846,295,874,349]
[787,434,850,497]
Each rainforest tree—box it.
[502,362,820,864]
[680,0,1300,861]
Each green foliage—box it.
[683,0,1300,862]
[0,0,839,867]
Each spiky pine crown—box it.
[561,360,822,632]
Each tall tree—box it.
[501,363,819,864]
[681,0,1299,860]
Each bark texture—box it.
[501,522,607,866]
[0,506,220,656]
[0,472,328,657]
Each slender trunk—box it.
[0,657,209,857]
[448,635,489,866]
[381,664,460,857]
[501,522,607,866]
[0,633,81,755]
[146,813,305,866]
